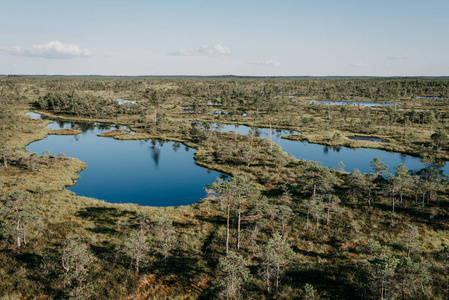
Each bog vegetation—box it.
[0,76,448,299]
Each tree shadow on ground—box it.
[15,252,42,269]
[287,266,358,299]
[75,206,135,221]
[75,206,137,234]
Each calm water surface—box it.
[25,112,448,206]
[26,112,43,119]
[26,114,225,206]
[307,100,397,107]
[114,98,137,105]
[215,123,448,175]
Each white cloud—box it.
[252,60,281,68]
[388,53,412,60]
[171,44,230,57]
[0,41,93,59]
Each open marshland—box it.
[1,76,449,299]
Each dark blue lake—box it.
[216,123,448,175]
[26,114,225,206]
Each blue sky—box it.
[1,0,448,76]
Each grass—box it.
[49,129,83,135]
[97,129,131,137]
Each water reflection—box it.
[213,123,448,175]
[307,100,397,107]
[172,142,181,152]
[416,96,446,99]
[26,114,224,206]
[114,98,137,105]
[150,140,161,168]
[26,112,42,119]
[323,146,342,154]
[25,112,448,200]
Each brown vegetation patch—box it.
[97,129,130,137]
[49,129,82,135]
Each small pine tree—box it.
[0,191,39,248]
[216,251,251,299]
[122,230,150,273]
[303,283,317,300]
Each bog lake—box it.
[26,112,448,206]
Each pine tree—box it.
[260,233,295,292]
[122,230,150,273]
[210,177,259,252]
[216,251,251,299]
[153,215,176,263]
[370,157,388,178]
[60,238,95,297]
[0,191,39,248]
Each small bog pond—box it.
[114,98,137,105]
[416,96,446,100]
[307,100,397,107]
[26,111,43,119]
[182,109,248,116]
[215,123,448,175]
[26,113,225,206]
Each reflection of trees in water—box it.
[254,128,262,137]
[53,120,97,132]
[323,146,342,154]
[55,120,68,128]
[172,142,181,152]
[98,123,113,130]
[151,140,157,148]
[150,140,161,168]
[73,122,97,132]
[219,174,231,181]
[274,129,284,135]
[54,121,116,132]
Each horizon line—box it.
[2,74,449,79]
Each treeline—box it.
[36,92,143,118]
[3,76,448,100]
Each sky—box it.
[1,0,448,76]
